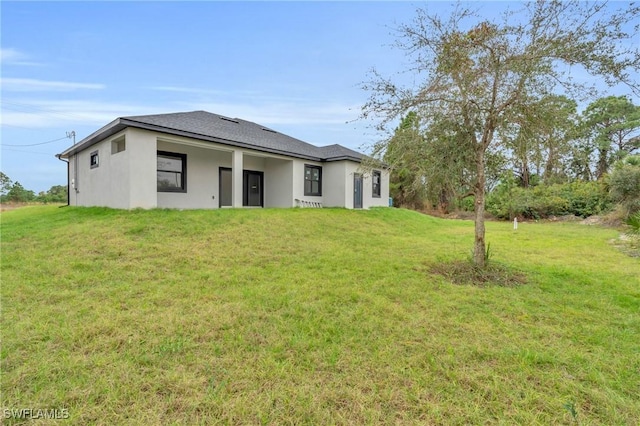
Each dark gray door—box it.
[219,167,232,207]
[243,170,263,207]
[354,173,363,209]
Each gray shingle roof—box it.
[58,110,364,162]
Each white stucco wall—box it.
[264,158,294,207]
[156,139,232,209]
[323,161,347,207]
[70,130,130,208]
[127,128,158,209]
[342,162,390,209]
[69,128,160,209]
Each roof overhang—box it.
[57,118,127,159]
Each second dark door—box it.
[243,170,264,207]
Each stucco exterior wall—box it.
[156,139,232,209]
[342,162,390,209]
[264,158,294,207]
[69,130,130,208]
[127,128,158,209]
[323,161,347,207]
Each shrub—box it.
[626,212,640,234]
[609,156,640,217]
[486,181,610,220]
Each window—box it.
[304,165,322,196]
[372,170,381,198]
[90,150,99,169]
[157,151,186,192]
[111,136,126,154]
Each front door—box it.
[219,167,232,207]
[243,170,264,207]
[354,173,363,209]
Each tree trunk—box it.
[521,161,530,188]
[473,148,486,268]
[596,147,609,179]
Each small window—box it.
[90,150,99,169]
[111,136,126,154]
[372,170,381,198]
[304,164,322,196]
[157,151,187,192]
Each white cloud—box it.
[149,84,362,126]
[1,78,105,92]
[148,86,227,96]
[0,48,44,66]
[0,100,151,128]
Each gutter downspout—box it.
[55,154,70,207]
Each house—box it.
[56,111,389,209]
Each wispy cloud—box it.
[0,48,44,66]
[1,78,105,92]
[0,100,152,128]
[148,86,228,96]
[148,84,361,126]
[191,101,361,126]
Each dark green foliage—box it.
[0,172,12,196]
[382,112,428,209]
[0,172,67,204]
[626,212,640,235]
[486,180,610,220]
[37,185,68,204]
[4,181,36,203]
[609,155,640,216]
[582,96,640,179]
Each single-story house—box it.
[56,111,389,209]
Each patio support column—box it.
[232,150,243,207]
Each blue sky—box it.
[1,1,423,192]
[1,1,637,193]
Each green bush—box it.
[458,196,475,212]
[626,212,640,234]
[609,157,640,217]
[486,181,610,220]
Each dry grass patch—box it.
[427,260,529,287]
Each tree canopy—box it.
[362,0,640,267]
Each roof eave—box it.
[324,155,362,163]
[57,118,128,158]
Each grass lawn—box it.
[1,206,638,424]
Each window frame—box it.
[304,164,322,196]
[90,150,99,169]
[372,170,381,198]
[157,150,187,193]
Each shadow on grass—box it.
[427,260,529,287]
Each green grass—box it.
[2,206,639,425]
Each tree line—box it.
[0,172,67,204]
[385,95,639,220]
